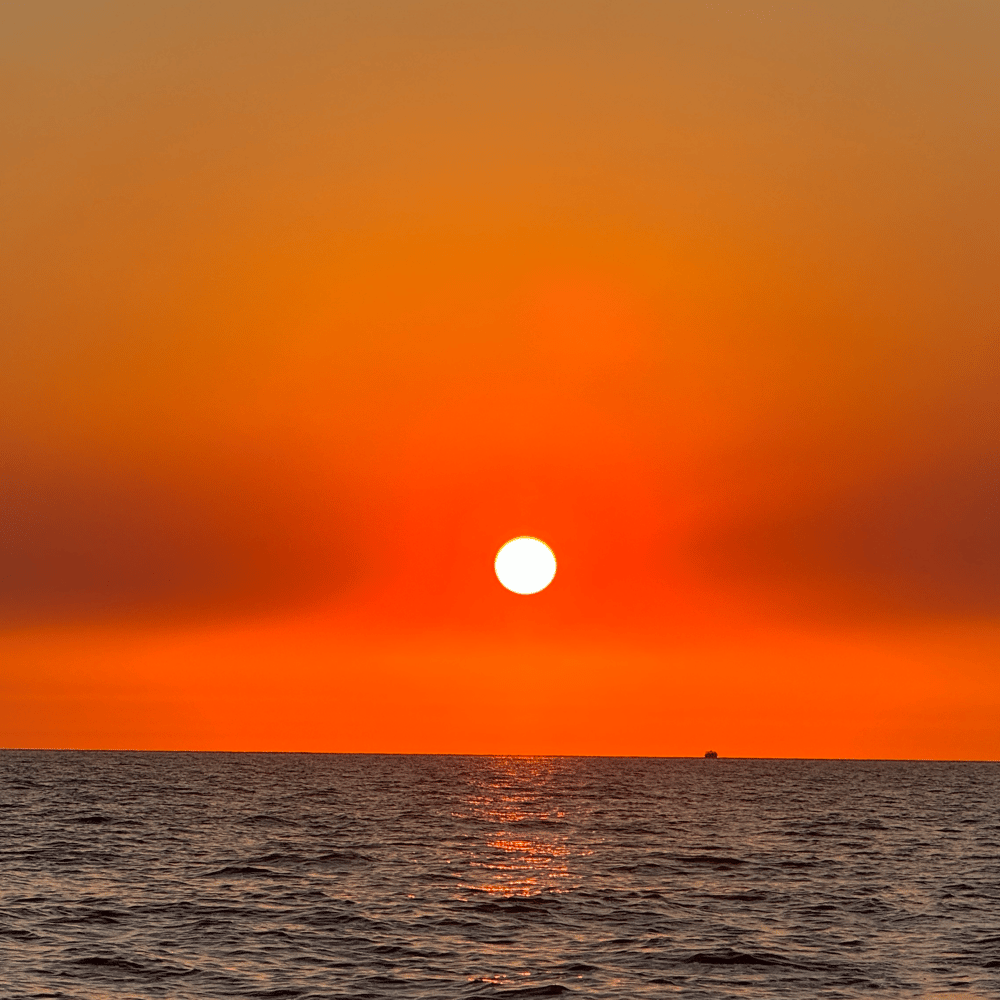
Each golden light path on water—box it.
[456,756,591,898]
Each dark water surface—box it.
[1,753,998,999]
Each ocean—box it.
[1,752,997,999]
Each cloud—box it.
[696,448,998,620]
[0,445,362,624]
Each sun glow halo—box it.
[494,537,557,595]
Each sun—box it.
[494,537,557,595]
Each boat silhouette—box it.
[704,750,718,759]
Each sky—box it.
[2,1,997,757]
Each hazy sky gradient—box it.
[2,1,997,755]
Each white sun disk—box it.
[494,537,557,595]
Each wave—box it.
[202,865,292,879]
[682,948,808,969]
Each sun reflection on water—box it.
[456,756,592,898]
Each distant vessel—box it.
[704,750,718,758]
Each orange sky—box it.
[2,2,997,757]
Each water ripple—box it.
[0,753,998,999]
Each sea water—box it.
[0,752,997,999]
